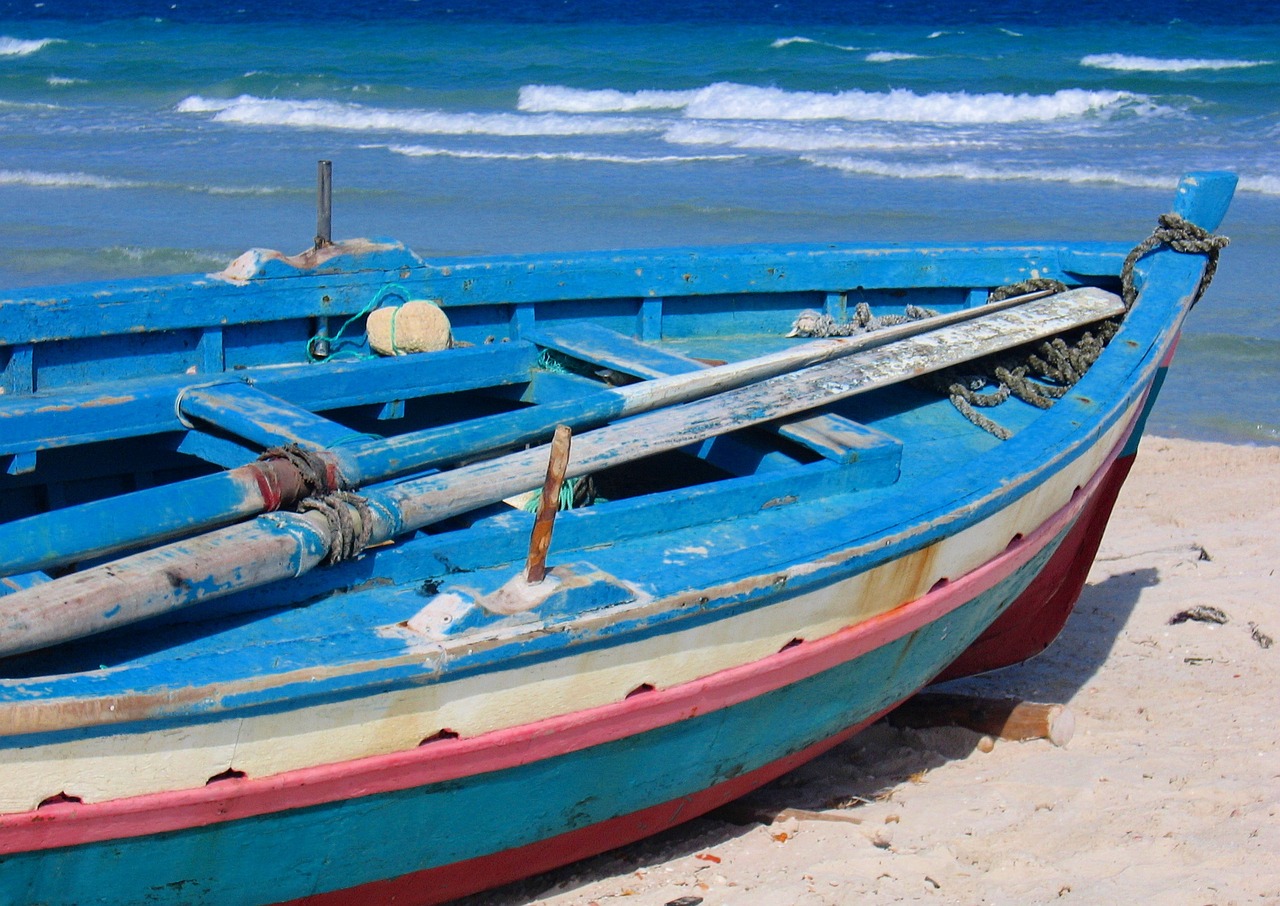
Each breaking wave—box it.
[0,169,141,189]
[1081,53,1271,72]
[771,36,861,52]
[521,82,1157,124]
[384,144,743,165]
[798,159,1280,196]
[517,85,695,113]
[663,121,996,152]
[800,158,1178,190]
[176,95,656,136]
[865,52,925,63]
[0,36,60,57]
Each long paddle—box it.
[0,287,1125,658]
[0,287,1057,579]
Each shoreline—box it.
[465,436,1280,905]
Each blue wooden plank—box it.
[0,342,538,456]
[417,244,1084,309]
[776,416,902,470]
[0,244,1101,350]
[0,570,50,598]
[526,322,901,476]
[2,343,33,394]
[0,241,424,346]
[178,383,367,450]
[523,321,706,379]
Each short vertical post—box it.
[526,425,573,584]
[315,160,332,248]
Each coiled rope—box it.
[1120,212,1229,308]
[786,302,938,338]
[258,443,341,495]
[300,491,375,565]
[788,211,1227,440]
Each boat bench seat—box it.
[523,322,902,484]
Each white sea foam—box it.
[518,84,696,113]
[0,36,60,57]
[864,52,924,63]
[1238,174,1280,196]
[0,169,140,189]
[685,83,1146,124]
[799,156,1180,190]
[863,161,1280,197]
[385,144,742,165]
[664,121,995,153]
[771,36,861,52]
[46,76,84,86]
[521,82,1152,124]
[1081,53,1270,72]
[176,95,656,137]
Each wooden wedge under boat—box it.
[0,172,1234,905]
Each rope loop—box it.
[299,491,374,565]
[258,443,342,495]
[1121,212,1229,308]
[987,277,1067,303]
[786,302,937,338]
[307,283,413,362]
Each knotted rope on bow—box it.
[1121,212,1229,308]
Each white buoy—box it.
[368,300,452,355]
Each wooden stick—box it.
[526,425,572,584]
[888,692,1076,747]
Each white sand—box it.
[469,437,1280,906]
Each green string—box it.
[307,283,412,362]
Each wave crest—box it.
[518,85,695,113]
[0,169,140,190]
[520,82,1153,124]
[1081,53,1270,72]
[177,94,655,136]
[865,52,925,63]
[0,36,60,57]
[384,144,743,165]
[683,83,1147,124]
[770,36,861,52]
[798,158,1280,196]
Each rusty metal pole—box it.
[526,425,572,584]
[315,159,332,248]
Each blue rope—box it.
[307,283,412,362]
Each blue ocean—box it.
[1,0,1277,443]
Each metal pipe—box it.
[315,160,332,248]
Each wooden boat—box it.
[0,172,1233,904]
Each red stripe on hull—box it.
[937,451,1136,681]
[282,703,898,906]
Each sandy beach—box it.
[467,436,1280,906]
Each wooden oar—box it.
[0,287,1124,658]
[0,288,1057,579]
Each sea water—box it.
[1,0,1276,443]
